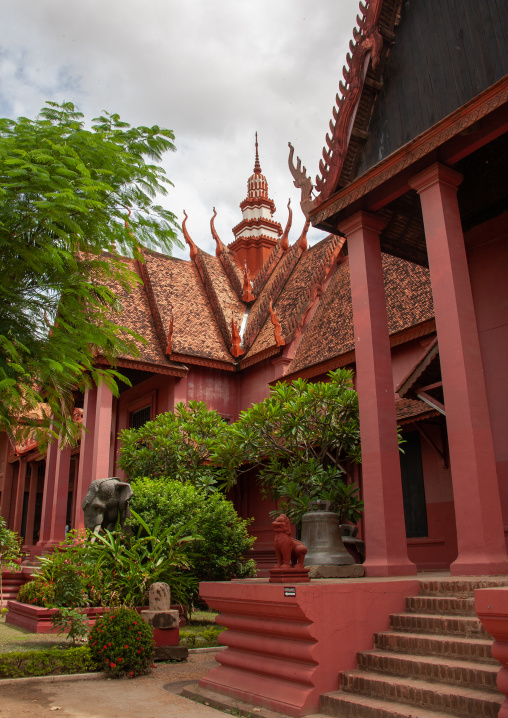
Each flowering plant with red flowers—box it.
[88,607,154,678]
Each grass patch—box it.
[0,646,96,678]
[180,610,222,648]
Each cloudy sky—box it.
[2,0,360,258]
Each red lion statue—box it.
[273,514,307,569]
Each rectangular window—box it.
[130,405,151,430]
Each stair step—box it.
[406,595,476,616]
[390,612,489,637]
[320,691,464,718]
[375,630,496,663]
[339,671,502,718]
[418,577,508,597]
[357,649,498,692]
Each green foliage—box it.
[213,369,364,525]
[179,624,223,648]
[0,512,23,606]
[130,479,256,596]
[17,579,55,607]
[51,607,90,646]
[0,101,181,445]
[19,517,197,609]
[88,607,154,678]
[118,401,230,493]
[0,646,95,678]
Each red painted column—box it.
[11,459,27,535]
[74,385,97,531]
[73,382,113,530]
[25,467,38,545]
[91,382,113,483]
[48,446,71,545]
[37,439,59,547]
[339,211,416,577]
[410,163,508,575]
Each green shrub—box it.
[0,646,95,678]
[88,607,155,678]
[130,479,256,592]
[17,579,55,607]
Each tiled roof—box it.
[142,250,235,365]
[396,398,439,424]
[286,253,434,375]
[100,257,183,370]
[244,234,344,358]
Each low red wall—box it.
[5,601,186,634]
[199,576,419,716]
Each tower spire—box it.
[254,132,262,175]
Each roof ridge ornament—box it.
[182,210,197,260]
[230,315,244,357]
[288,142,314,219]
[268,299,285,347]
[210,207,223,257]
[165,307,174,355]
[298,218,310,252]
[280,199,292,251]
[242,262,254,302]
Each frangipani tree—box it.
[212,369,364,524]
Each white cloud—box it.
[1,0,360,257]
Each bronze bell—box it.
[301,500,355,566]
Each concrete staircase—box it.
[318,577,508,718]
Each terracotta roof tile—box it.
[143,250,235,364]
[197,250,246,343]
[287,254,434,374]
[100,257,182,369]
[396,398,440,424]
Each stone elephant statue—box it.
[82,477,133,533]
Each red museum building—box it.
[1,0,507,580]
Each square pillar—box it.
[339,211,416,577]
[24,466,38,546]
[37,438,59,547]
[410,163,508,575]
[73,382,113,531]
[11,459,27,535]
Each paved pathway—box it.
[0,652,227,718]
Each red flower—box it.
[128,671,134,677]
[110,662,116,668]
[124,645,129,648]
[137,650,141,654]
[108,642,112,647]
[117,657,122,662]
[133,621,137,625]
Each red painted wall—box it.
[187,366,239,420]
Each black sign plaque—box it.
[284,587,296,597]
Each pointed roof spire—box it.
[254,131,262,174]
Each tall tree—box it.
[0,102,181,445]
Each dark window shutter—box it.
[400,430,428,538]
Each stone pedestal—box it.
[475,587,508,717]
[308,564,364,578]
[140,582,188,661]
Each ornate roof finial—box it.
[268,299,285,347]
[242,261,254,302]
[210,207,222,257]
[280,199,292,252]
[182,210,197,260]
[298,218,310,252]
[230,315,244,357]
[254,131,262,175]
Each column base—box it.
[451,556,508,576]
[363,559,417,577]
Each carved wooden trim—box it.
[239,345,282,370]
[311,77,508,226]
[95,355,187,377]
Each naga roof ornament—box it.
[280,199,292,252]
[288,0,386,213]
[242,262,254,302]
[230,316,244,357]
[268,299,285,347]
[182,210,198,260]
[165,307,174,355]
[210,207,222,257]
